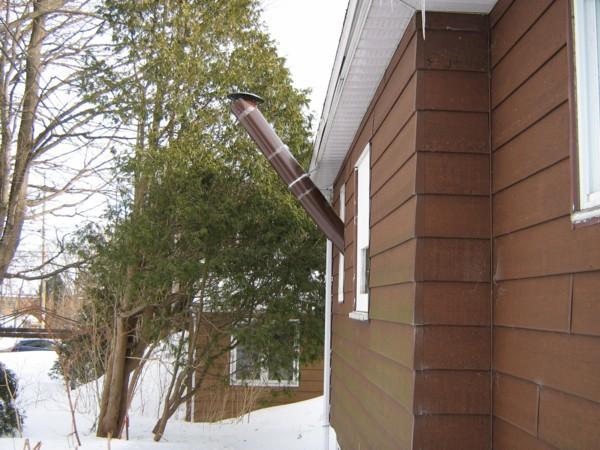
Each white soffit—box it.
[310,0,498,191]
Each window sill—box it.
[572,205,600,227]
[230,380,299,388]
[348,311,369,322]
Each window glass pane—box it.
[596,0,600,66]
[360,246,369,294]
[338,184,345,303]
[265,326,297,383]
[231,325,299,386]
[591,138,600,195]
[574,0,600,213]
[339,184,345,220]
[267,355,296,382]
[234,345,261,381]
[594,1,600,194]
[338,255,344,303]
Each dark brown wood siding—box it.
[331,12,491,450]
[413,13,491,450]
[331,15,419,450]
[490,1,600,449]
[328,2,600,449]
[189,315,323,422]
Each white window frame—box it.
[229,341,299,388]
[573,0,600,222]
[337,183,345,303]
[349,144,370,321]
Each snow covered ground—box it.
[0,348,337,449]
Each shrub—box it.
[49,335,105,390]
[0,362,23,436]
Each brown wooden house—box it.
[192,354,323,422]
[186,314,323,422]
[301,0,600,448]
[230,0,600,447]
[188,326,323,422]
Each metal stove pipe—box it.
[229,92,344,252]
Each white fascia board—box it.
[310,0,365,178]
[402,0,497,13]
[310,0,498,192]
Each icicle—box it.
[421,0,426,40]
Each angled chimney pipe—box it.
[229,92,344,252]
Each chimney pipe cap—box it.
[228,92,264,104]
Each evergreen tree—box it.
[77,0,323,439]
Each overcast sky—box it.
[261,0,348,130]
[2,1,350,296]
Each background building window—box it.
[230,331,299,387]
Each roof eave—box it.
[310,0,498,192]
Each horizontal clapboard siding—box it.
[331,12,492,449]
[331,15,419,450]
[490,1,600,450]
[193,345,323,422]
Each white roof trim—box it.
[310,0,498,191]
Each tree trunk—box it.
[97,302,152,438]
[184,312,195,422]
[151,361,214,441]
[152,328,225,441]
[96,85,152,438]
[0,51,12,229]
[96,316,129,437]
[95,10,166,436]
[0,0,47,282]
[152,400,180,442]
[152,329,187,441]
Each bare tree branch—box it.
[4,259,86,281]
[0,0,117,285]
